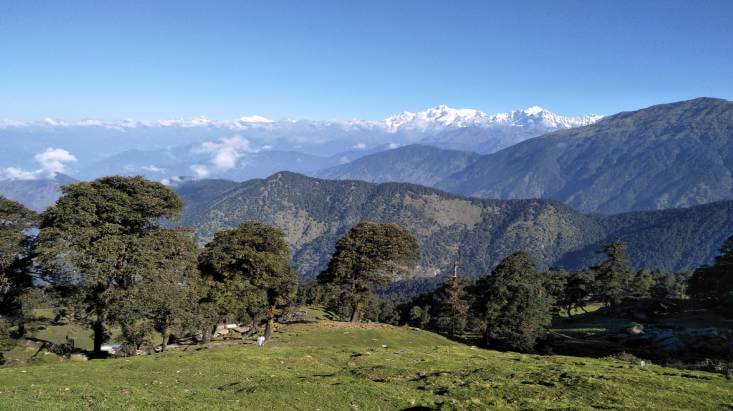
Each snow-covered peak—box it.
[375,105,601,133]
[380,105,490,132]
[0,106,601,133]
[522,105,546,116]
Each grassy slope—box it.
[1,318,731,410]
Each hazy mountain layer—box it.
[315,145,480,186]
[0,174,75,211]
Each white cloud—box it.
[193,135,258,176]
[34,148,77,176]
[2,167,39,180]
[190,164,211,179]
[387,142,400,149]
[352,143,367,150]
[2,147,77,180]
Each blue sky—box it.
[1,0,732,120]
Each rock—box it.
[279,311,308,323]
[69,353,88,361]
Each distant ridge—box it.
[176,172,733,280]
[315,145,480,186]
[438,97,733,213]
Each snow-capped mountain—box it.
[1,105,600,134]
[0,104,600,185]
[364,105,601,133]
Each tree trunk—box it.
[483,327,491,347]
[350,302,362,323]
[161,328,170,352]
[202,326,212,344]
[92,316,105,357]
[16,319,26,338]
[264,305,276,339]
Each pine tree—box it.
[433,262,468,337]
[595,241,634,308]
[473,252,554,351]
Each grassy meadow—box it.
[0,310,731,410]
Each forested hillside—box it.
[177,172,733,280]
[438,98,733,213]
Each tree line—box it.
[0,177,302,357]
[0,176,422,358]
[1,175,731,358]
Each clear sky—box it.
[1,0,732,121]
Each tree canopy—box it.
[318,221,419,322]
[198,221,297,338]
[474,252,554,351]
[35,176,185,355]
[0,196,38,341]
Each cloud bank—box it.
[2,148,77,180]
[190,135,258,178]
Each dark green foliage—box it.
[689,236,733,316]
[432,276,469,336]
[0,196,38,339]
[317,222,419,322]
[198,221,297,338]
[651,271,688,300]
[595,241,635,308]
[630,268,654,298]
[36,176,185,355]
[409,305,432,329]
[543,268,569,315]
[110,229,203,351]
[177,172,733,281]
[557,268,596,317]
[377,299,401,325]
[474,252,554,351]
[439,98,733,213]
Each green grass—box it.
[1,315,732,410]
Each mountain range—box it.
[175,172,733,281]
[0,105,599,184]
[322,98,733,214]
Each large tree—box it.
[473,252,554,351]
[433,270,469,337]
[35,176,184,356]
[0,197,38,340]
[110,228,202,351]
[595,241,634,308]
[557,268,596,317]
[318,221,419,322]
[198,221,297,339]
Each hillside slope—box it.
[1,317,730,410]
[177,172,733,279]
[315,144,480,186]
[0,174,76,211]
[439,98,733,213]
